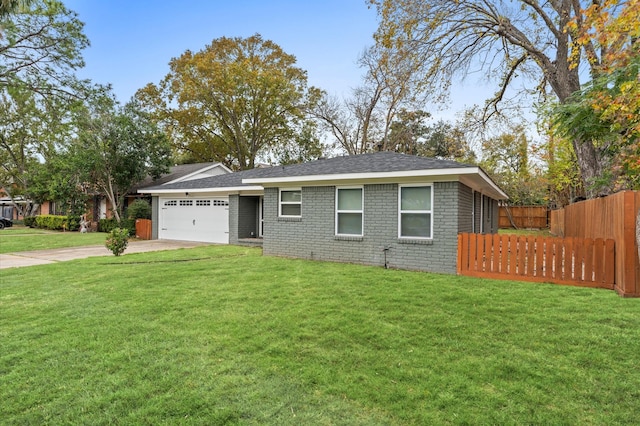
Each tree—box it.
[552,0,640,192]
[309,44,423,155]
[480,126,547,205]
[72,95,172,222]
[0,0,88,100]
[1,0,89,216]
[136,34,312,170]
[539,132,583,207]
[0,86,77,216]
[0,0,32,17]
[369,0,636,196]
[271,121,325,165]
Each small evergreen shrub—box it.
[66,215,81,231]
[105,228,129,256]
[33,215,81,231]
[98,218,119,233]
[122,219,136,237]
[23,216,37,228]
[99,218,135,235]
[128,199,152,220]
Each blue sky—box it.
[64,0,495,121]
[65,0,380,101]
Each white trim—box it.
[335,186,364,237]
[165,163,233,184]
[398,183,434,240]
[258,196,264,237]
[243,168,472,184]
[279,187,302,218]
[137,185,263,195]
[471,190,476,233]
[243,167,508,200]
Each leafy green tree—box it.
[136,34,313,170]
[385,111,477,163]
[1,0,89,216]
[0,0,32,17]
[272,121,325,165]
[539,133,583,207]
[0,86,78,216]
[0,0,88,99]
[72,95,172,222]
[480,126,547,205]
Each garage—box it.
[159,197,229,243]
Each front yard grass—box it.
[1,245,639,424]
[0,227,108,253]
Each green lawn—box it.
[499,228,553,237]
[0,227,108,253]
[1,245,639,424]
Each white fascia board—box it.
[242,168,476,185]
[138,185,263,195]
[477,168,509,200]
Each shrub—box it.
[33,215,81,231]
[105,228,129,256]
[66,215,81,231]
[99,218,135,236]
[98,218,118,233]
[23,216,37,227]
[128,199,152,220]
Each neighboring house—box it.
[139,152,508,274]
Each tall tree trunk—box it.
[572,136,603,198]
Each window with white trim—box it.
[399,185,433,239]
[279,189,301,217]
[336,187,363,236]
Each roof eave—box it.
[242,167,509,200]
[137,185,264,195]
[242,168,475,185]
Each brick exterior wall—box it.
[228,194,239,244]
[458,184,474,233]
[151,196,159,239]
[262,182,475,274]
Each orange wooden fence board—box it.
[458,233,615,290]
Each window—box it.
[279,189,301,217]
[179,200,193,207]
[164,200,177,206]
[196,200,211,206]
[336,187,363,236]
[399,185,432,239]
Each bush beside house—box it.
[33,215,81,231]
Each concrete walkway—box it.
[0,240,209,269]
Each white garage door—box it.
[159,197,229,243]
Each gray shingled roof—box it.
[139,166,270,191]
[140,152,477,192]
[133,162,220,191]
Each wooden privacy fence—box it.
[458,233,615,289]
[499,205,549,229]
[550,190,639,297]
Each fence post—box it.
[619,192,639,296]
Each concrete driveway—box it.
[0,240,209,269]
